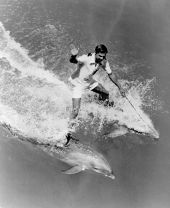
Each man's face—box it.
[95,53,106,63]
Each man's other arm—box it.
[104,61,126,97]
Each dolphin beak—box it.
[109,174,115,180]
[106,171,115,180]
[152,130,159,140]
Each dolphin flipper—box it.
[62,165,84,174]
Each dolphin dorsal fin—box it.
[62,165,84,174]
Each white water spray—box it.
[0,22,159,146]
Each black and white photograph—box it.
[0,0,169,208]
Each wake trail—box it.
[0,22,72,146]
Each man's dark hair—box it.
[95,44,108,54]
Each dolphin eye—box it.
[94,167,100,171]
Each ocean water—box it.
[0,0,170,208]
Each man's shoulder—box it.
[77,54,88,62]
[80,52,94,57]
[87,53,95,62]
[77,52,95,63]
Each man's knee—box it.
[99,91,109,101]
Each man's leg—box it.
[70,98,81,120]
[66,98,81,146]
[91,83,109,102]
[91,83,114,106]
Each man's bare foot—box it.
[64,133,79,147]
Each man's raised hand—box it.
[70,44,79,56]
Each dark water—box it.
[0,0,170,208]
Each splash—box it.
[0,22,72,146]
[78,69,159,139]
[0,22,159,146]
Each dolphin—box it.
[2,124,115,180]
[40,135,115,180]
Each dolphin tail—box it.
[62,165,84,174]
